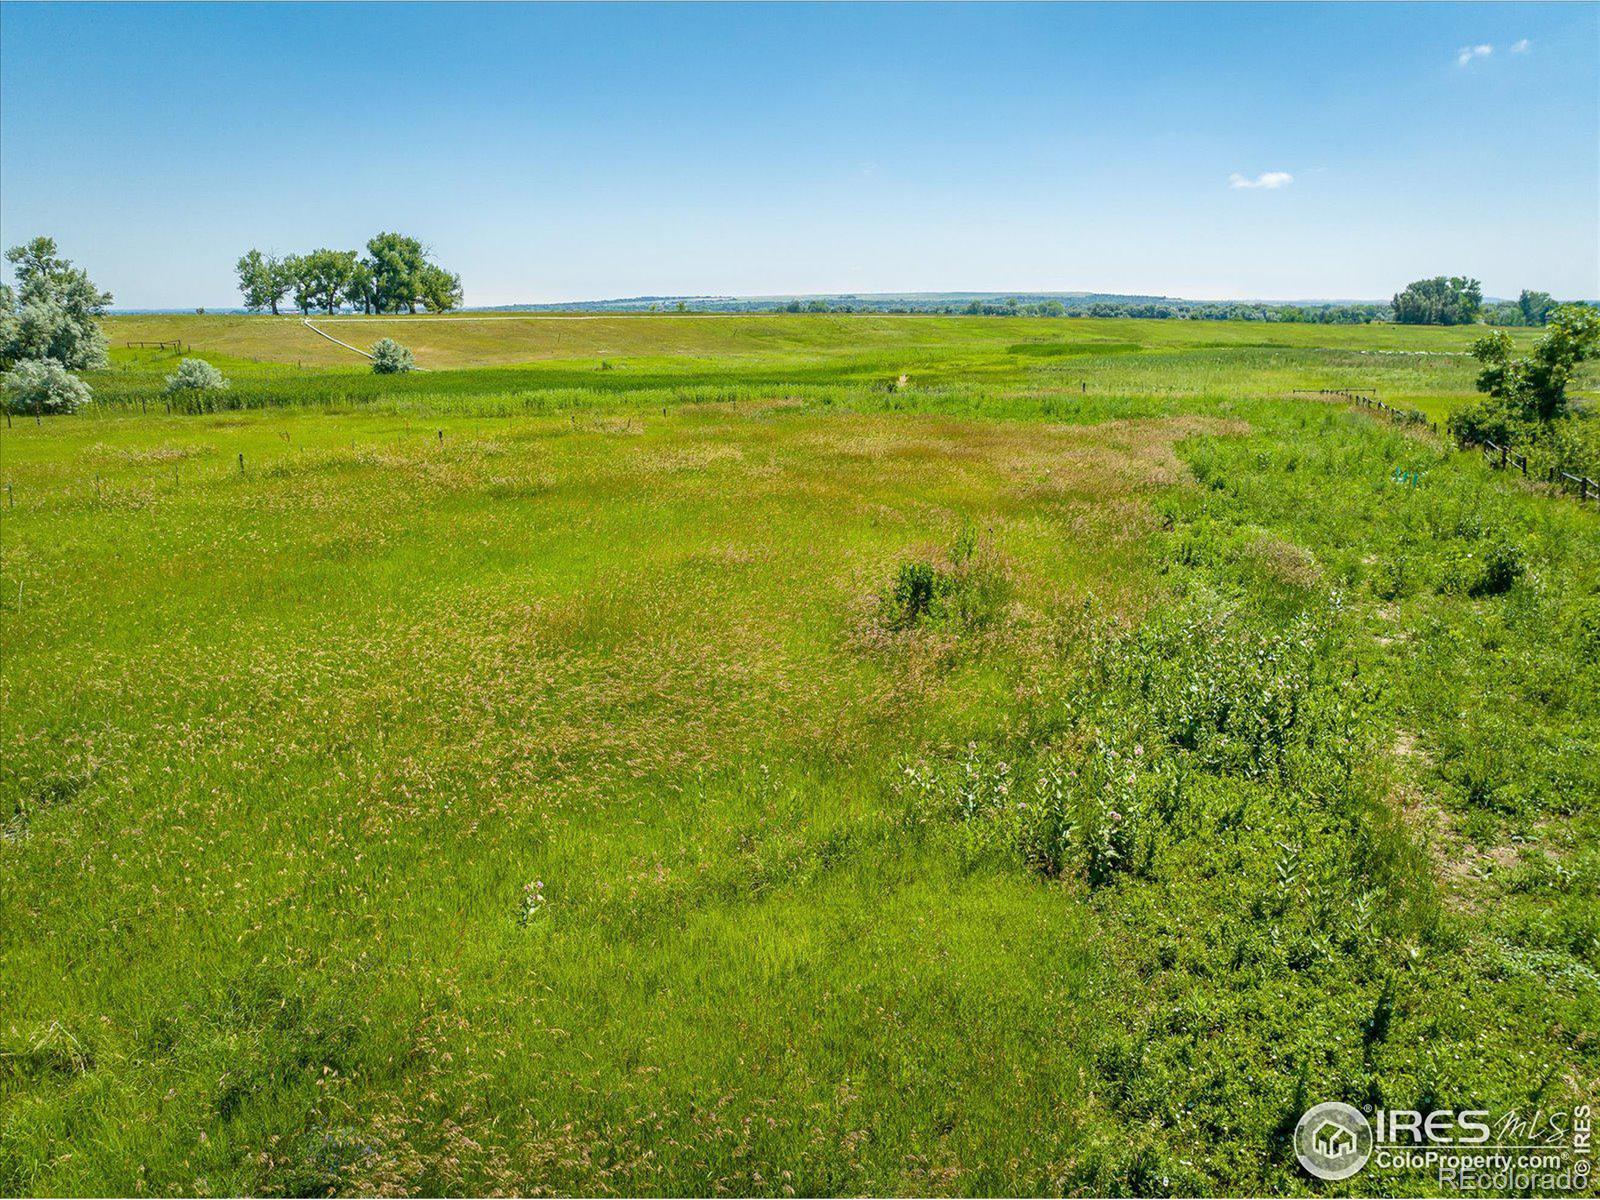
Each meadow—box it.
[2,314,1596,1196]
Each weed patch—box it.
[875,526,1010,635]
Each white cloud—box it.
[1229,171,1294,190]
[1511,38,1531,53]
[1457,43,1493,67]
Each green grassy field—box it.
[3,316,1597,1196]
[104,311,1535,372]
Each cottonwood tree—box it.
[0,237,112,370]
[1450,303,1600,450]
[417,263,463,313]
[366,232,428,314]
[235,249,289,315]
[282,255,315,315]
[1470,305,1599,422]
[345,259,376,314]
[237,234,462,315]
[299,249,358,315]
[236,233,464,315]
[1518,289,1557,327]
[1391,276,1483,326]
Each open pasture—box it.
[102,310,1527,372]
[85,313,1556,428]
[3,315,1597,1195]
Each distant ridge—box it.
[117,291,1567,316]
[475,290,1392,313]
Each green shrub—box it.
[1436,538,1525,598]
[1370,555,1411,600]
[898,591,1372,897]
[1102,607,1338,781]
[1448,391,1600,483]
[1574,598,1600,663]
[1018,742,1155,885]
[1469,540,1524,597]
[887,561,939,628]
[879,527,1008,632]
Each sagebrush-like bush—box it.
[370,338,415,375]
[163,358,229,408]
[2,358,91,414]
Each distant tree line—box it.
[235,233,462,316]
[768,296,1391,322]
[1481,290,1561,328]
[1066,300,1389,323]
[753,285,1583,327]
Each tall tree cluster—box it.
[235,233,462,316]
[1390,276,1484,326]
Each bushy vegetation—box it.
[0,237,111,371]
[369,337,415,374]
[1448,304,1600,479]
[1,358,92,414]
[162,357,230,410]
[1481,289,1562,328]
[0,237,111,416]
[879,527,1009,633]
[897,402,1598,1190]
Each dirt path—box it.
[302,317,430,371]
[301,317,374,360]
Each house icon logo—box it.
[1295,1101,1373,1180]
[1314,1120,1355,1158]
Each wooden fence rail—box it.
[1334,389,1597,504]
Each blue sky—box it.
[2,2,1595,307]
